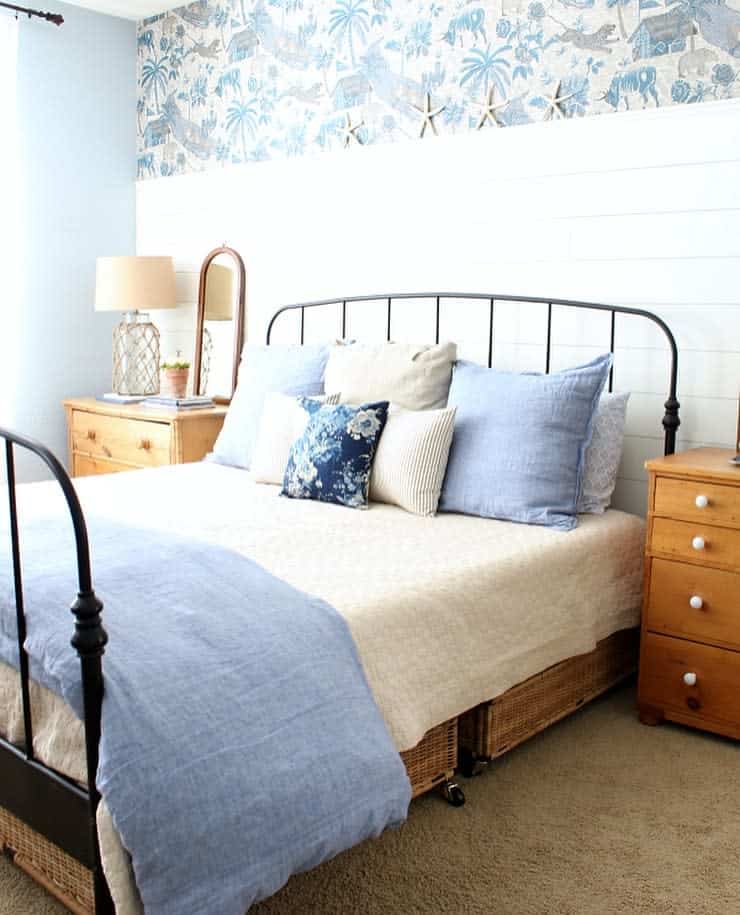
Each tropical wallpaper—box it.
[137,0,740,179]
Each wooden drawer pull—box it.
[138,439,151,451]
[683,671,697,687]
[695,494,709,509]
[691,536,705,551]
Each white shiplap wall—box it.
[137,99,740,516]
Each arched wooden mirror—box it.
[193,246,246,403]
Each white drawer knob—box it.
[689,595,704,610]
[683,672,697,687]
[692,536,705,551]
[695,494,709,508]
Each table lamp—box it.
[95,256,177,395]
[199,262,234,394]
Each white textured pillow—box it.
[252,392,340,484]
[578,392,630,514]
[370,406,456,516]
[324,342,457,411]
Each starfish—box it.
[474,88,508,130]
[413,93,445,138]
[544,81,576,121]
[342,112,364,148]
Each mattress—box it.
[0,461,644,912]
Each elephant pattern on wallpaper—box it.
[136,0,740,179]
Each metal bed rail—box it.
[267,293,680,456]
[0,429,113,914]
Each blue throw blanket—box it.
[0,511,411,914]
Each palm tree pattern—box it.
[137,0,740,180]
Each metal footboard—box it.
[0,429,113,914]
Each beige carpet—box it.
[2,683,738,915]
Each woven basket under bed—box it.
[0,717,458,914]
[458,627,639,760]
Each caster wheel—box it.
[442,781,466,807]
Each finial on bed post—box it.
[71,590,114,914]
[662,396,680,456]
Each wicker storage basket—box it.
[401,716,457,798]
[459,627,639,761]
[0,805,93,915]
[0,717,458,913]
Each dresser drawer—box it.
[654,476,740,528]
[70,410,171,469]
[651,517,740,571]
[647,558,740,650]
[640,633,740,726]
[72,454,134,477]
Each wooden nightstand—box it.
[63,397,228,477]
[638,447,740,739]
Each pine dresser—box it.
[63,397,227,477]
[638,447,740,739]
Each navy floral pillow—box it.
[282,399,389,509]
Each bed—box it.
[0,294,680,914]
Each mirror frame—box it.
[193,245,246,403]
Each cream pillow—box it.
[324,342,457,411]
[252,392,340,484]
[370,405,457,516]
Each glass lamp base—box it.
[112,313,160,395]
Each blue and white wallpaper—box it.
[137,0,740,179]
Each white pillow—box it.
[578,392,630,514]
[370,405,457,516]
[324,342,457,411]
[252,392,341,484]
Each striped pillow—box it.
[370,406,456,516]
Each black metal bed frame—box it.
[0,294,679,915]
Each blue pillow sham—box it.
[439,354,612,530]
[282,399,389,509]
[210,344,329,470]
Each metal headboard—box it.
[267,292,680,456]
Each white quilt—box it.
[0,461,644,912]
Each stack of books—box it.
[142,395,214,411]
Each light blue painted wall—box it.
[15,1,136,479]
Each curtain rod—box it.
[0,2,63,25]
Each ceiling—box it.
[59,1,174,20]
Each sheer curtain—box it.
[0,15,20,428]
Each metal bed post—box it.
[0,429,113,915]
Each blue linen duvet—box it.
[0,511,411,914]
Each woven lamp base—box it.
[112,313,161,395]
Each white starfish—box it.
[474,88,508,130]
[544,81,576,121]
[342,112,364,148]
[413,93,445,138]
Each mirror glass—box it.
[196,250,244,401]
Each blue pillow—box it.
[282,399,389,509]
[210,344,329,469]
[439,354,612,530]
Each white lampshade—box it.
[204,263,235,322]
[95,256,176,312]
